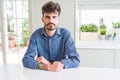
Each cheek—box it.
[43,20,49,25]
[54,19,59,24]
[57,18,60,23]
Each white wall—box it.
[30,0,75,39]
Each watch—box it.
[36,63,46,70]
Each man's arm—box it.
[22,32,38,69]
[61,32,80,68]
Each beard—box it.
[46,23,57,31]
[47,26,56,31]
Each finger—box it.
[36,57,42,63]
[36,58,40,61]
[40,56,44,59]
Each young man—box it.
[22,1,80,72]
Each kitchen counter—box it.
[76,40,120,49]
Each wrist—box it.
[36,63,47,70]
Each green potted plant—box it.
[80,23,98,40]
[112,21,120,40]
[99,24,107,40]
[112,21,120,29]
[80,23,98,32]
[99,24,107,35]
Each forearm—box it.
[61,58,80,69]
[22,57,38,69]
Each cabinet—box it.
[115,50,120,68]
[77,49,114,68]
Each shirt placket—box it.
[48,38,53,62]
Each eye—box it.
[53,16,57,18]
[45,16,50,19]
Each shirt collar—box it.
[40,27,61,37]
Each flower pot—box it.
[100,35,106,40]
[80,32,98,41]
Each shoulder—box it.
[59,28,71,36]
[30,28,43,38]
[32,28,43,35]
[59,28,74,43]
[33,28,42,33]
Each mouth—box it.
[46,26,55,31]
[47,23,55,26]
[46,23,56,31]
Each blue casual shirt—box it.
[22,27,80,69]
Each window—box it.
[76,0,120,41]
[0,0,30,64]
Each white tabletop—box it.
[0,64,120,80]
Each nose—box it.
[49,17,53,22]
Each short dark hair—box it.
[42,1,61,16]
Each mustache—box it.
[47,23,55,26]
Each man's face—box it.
[42,12,60,31]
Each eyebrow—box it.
[45,15,57,18]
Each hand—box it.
[36,56,50,65]
[47,61,64,72]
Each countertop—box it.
[76,40,120,49]
[0,64,120,80]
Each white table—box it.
[0,64,120,80]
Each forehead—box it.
[43,12,59,16]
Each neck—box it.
[45,29,56,37]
